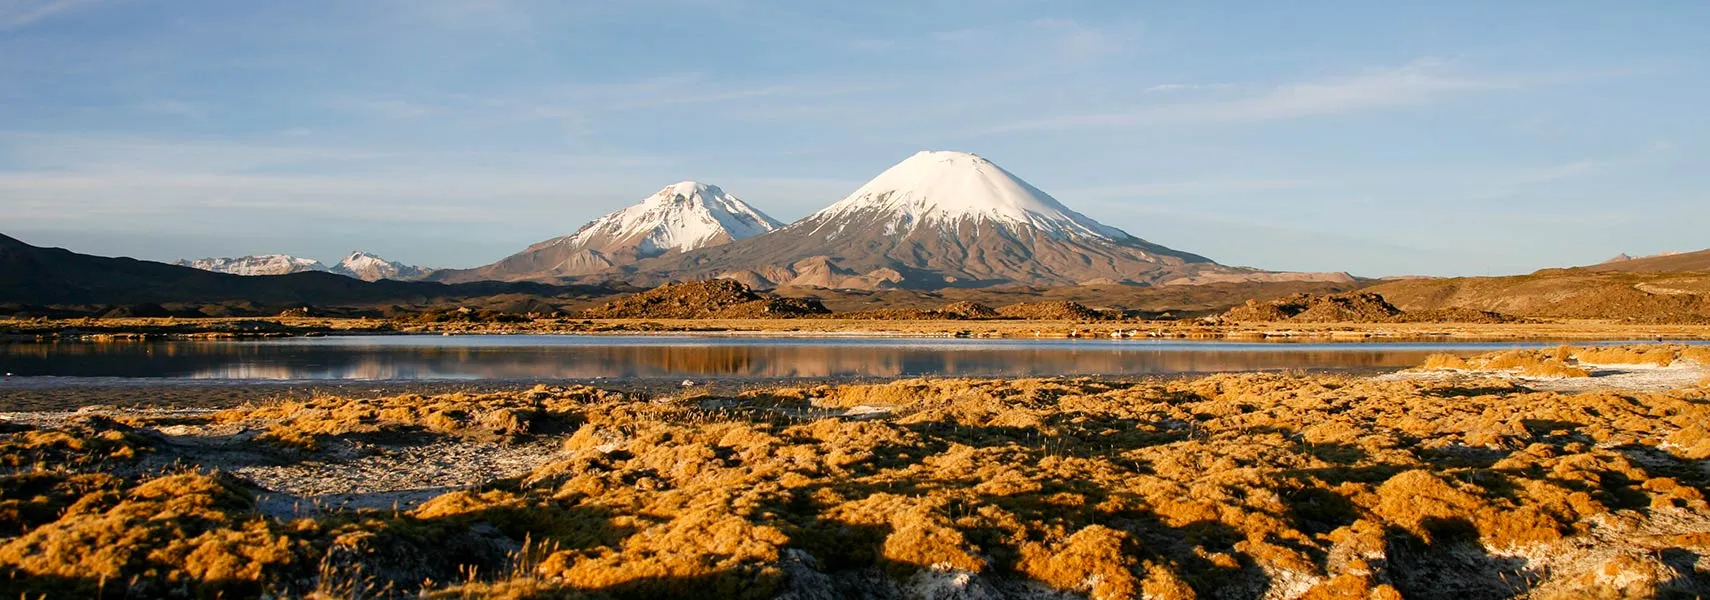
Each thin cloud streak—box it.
[1059,178,1318,200]
[0,0,102,30]
[978,59,1520,134]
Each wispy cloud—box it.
[1507,160,1607,185]
[453,73,898,133]
[0,131,685,234]
[1143,83,1230,94]
[392,0,535,32]
[0,131,393,172]
[981,59,1522,133]
[1059,178,1318,201]
[329,98,439,120]
[134,99,207,120]
[922,17,1143,68]
[0,0,103,31]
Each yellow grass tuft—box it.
[1418,348,1607,378]
[1017,525,1139,600]
[1480,350,1592,378]
[1420,353,1472,370]
[1571,345,1679,366]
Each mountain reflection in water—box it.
[0,335,1595,381]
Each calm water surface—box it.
[2,335,1691,382]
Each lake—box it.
[1,335,1684,382]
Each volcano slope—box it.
[432,182,784,283]
[2,347,1707,599]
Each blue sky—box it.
[1,1,1705,277]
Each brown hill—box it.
[0,233,597,310]
[773,280,1361,318]
[1583,248,1710,273]
[839,301,1002,321]
[1225,292,1400,322]
[578,280,829,319]
[1223,292,1516,324]
[995,301,1109,321]
[1364,270,1710,324]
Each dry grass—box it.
[1482,349,1593,378]
[0,471,306,598]
[212,385,622,450]
[1420,353,1472,371]
[1571,345,1682,366]
[1421,344,1710,380]
[1421,348,1591,378]
[3,372,1709,597]
[0,418,145,470]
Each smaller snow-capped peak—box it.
[565,181,783,255]
[175,254,328,276]
[330,251,432,281]
[807,150,1131,240]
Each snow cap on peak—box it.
[808,150,1132,241]
[331,251,430,281]
[174,254,328,276]
[566,181,784,255]
[904,150,991,163]
[652,181,723,201]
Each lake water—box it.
[1,335,1686,382]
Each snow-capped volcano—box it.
[566,181,782,255]
[329,251,434,281]
[807,151,1130,241]
[431,181,783,283]
[175,254,328,276]
[623,151,1350,289]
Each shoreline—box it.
[8,316,1710,342]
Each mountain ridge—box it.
[0,233,578,307]
[175,251,433,281]
[175,254,329,276]
[331,251,435,281]
[1585,249,1710,273]
[432,181,782,283]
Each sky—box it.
[1,0,1706,277]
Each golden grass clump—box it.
[1016,525,1139,600]
[1571,345,1681,366]
[1681,345,1710,364]
[1424,344,1710,379]
[0,472,307,597]
[0,419,145,469]
[536,510,788,599]
[214,385,622,450]
[0,471,124,536]
[1419,347,1592,377]
[1480,349,1592,378]
[1420,353,1472,371]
